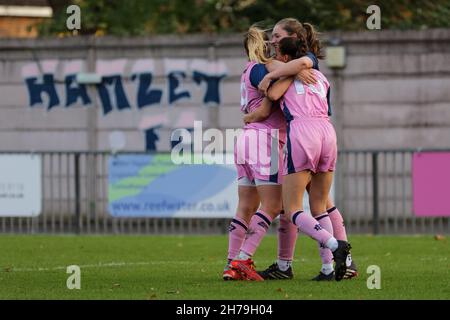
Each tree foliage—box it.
[38,0,450,36]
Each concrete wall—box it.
[1,29,449,152]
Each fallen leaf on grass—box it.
[434,234,446,241]
[167,290,180,294]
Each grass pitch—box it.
[0,234,448,300]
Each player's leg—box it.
[284,170,349,281]
[283,171,333,246]
[326,198,347,241]
[231,182,282,281]
[239,182,282,258]
[309,171,349,281]
[223,180,260,280]
[257,131,299,280]
[308,173,335,281]
[306,180,358,280]
[326,198,358,279]
[228,181,260,260]
[277,210,298,272]
[257,209,298,280]
[258,160,315,281]
[256,171,312,281]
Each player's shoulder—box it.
[305,51,319,70]
[249,63,269,87]
[250,62,268,73]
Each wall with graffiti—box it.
[23,59,228,114]
[18,57,237,151]
[2,30,450,152]
[0,36,246,152]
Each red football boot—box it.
[230,259,264,281]
[223,265,243,281]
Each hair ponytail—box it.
[244,26,272,64]
[303,23,324,59]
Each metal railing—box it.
[0,149,449,235]
[336,149,450,235]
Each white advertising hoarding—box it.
[108,154,238,218]
[0,155,41,217]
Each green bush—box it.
[38,0,450,36]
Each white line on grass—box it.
[6,259,288,272]
[9,261,153,272]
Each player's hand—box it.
[296,69,317,84]
[243,114,251,124]
[258,75,272,96]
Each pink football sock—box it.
[291,211,334,247]
[328,206,348,242]
[227,216,248,261]
[315,213,334,264]
[240,211,273,257]
[278,210,298,261]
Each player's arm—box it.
[267,77,294,101]
[265,59,284,72]
[259,56,314,94]
[294,53,318,85]
[243,97,272,124]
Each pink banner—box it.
[412,152,450,217]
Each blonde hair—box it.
[244,26,272,64]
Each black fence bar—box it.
[74,153,81,235]
[372,152,379,235]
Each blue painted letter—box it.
[96,75,131,115]
[192,71,225,105]
[132,73,163,109]
[168,71,190,104]
[25,74,60,110]
[65,74,91,107]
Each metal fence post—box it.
[372,152,379,235]
[74,153,81,234]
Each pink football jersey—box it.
[280,69,330,120]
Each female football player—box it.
[227,26,349,282]
[223,25,286,281]
[246,18,357,281]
